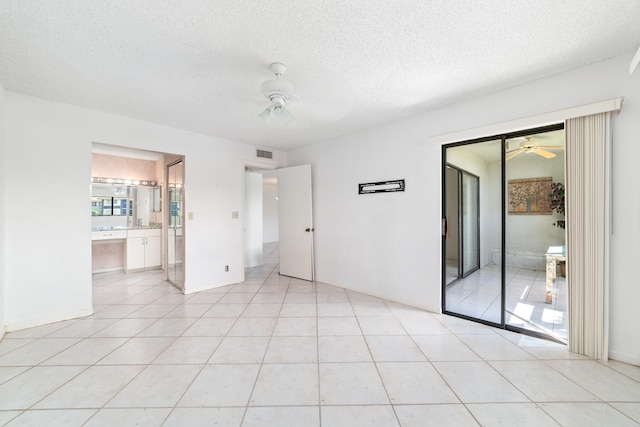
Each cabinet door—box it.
[126,237,146,270]
[145,235,162,268]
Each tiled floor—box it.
[446,262,568,340]
[0,244,639,426]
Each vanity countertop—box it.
[92,224,162,232]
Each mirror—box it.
[91,184,161,229]
[167,160,184,289]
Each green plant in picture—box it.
[550,182,565,229]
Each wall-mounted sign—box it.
[358,179,405,194]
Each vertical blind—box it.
[565,112,611,360]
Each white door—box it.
[277,164,314,281]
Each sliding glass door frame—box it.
[444,164,481,281]
[441,123,565,342]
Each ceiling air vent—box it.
[257,149,273,159]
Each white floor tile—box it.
[377,362,459,404]
[41,337,128,365]
[546,360,640,401]
[96,337,174,365]
[243,406,319,427]
[83,408,171,427]
[433,361,530,403]
[394,404,480,427]
[163,407,244,427]
[320,405,399,427]
[272,317,317,336]
[318,336,372,362]
[33,365,144,408]
[106,364,201,407]
[539,402,639,427]
[5,409,97,426]
[365,336,426,362]
[178,364,260,407]
[319,363,389,405]
[182,317,236,336]
[264,336,318,363]
[249,363,319,405]
[153,336,222,364]
[0,366,86,410]
[209,336,270,364]
[489,360,598,402]
[317,317,362,336]
[413,335,481,361]
[227,317,277,337]
[467,403,561,426]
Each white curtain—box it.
[565,112,611,360]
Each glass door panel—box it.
[443,139,502,324]
[444,166,460,285]
[504,129,567,341]
[167,160,184,290]
[461,171,479,276]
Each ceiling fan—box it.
[506,137,563,161]
[259,62,296,125]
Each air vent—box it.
[257,149,273,159]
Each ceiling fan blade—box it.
[506,150,524,161]
[630,45,640,76]
[536,145,564,150]
[535,149,557,159]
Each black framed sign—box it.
[358,179,405,194]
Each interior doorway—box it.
[442,124,567,342]
[242,163,279,274]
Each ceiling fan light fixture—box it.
[259,62,297,125]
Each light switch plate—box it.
[232,211,239,219]
[188,212,194,220]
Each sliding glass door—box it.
[442,124,567,342]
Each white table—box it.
[545,246,566,304]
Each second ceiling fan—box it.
[506,137,563,161]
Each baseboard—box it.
[92,267,123,274]
[5,308,94,333]
[316,279,438,314]
[608,349,640,367]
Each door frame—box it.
[240,160,276,280]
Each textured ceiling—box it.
[1,1,639,151]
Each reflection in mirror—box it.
[91,184,162,230]
[167,160,185,290]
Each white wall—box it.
[0,82,6,338]
[3,92,285,330]
[288,53,640,365]
[244,171,264,268]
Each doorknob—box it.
[305,228,311,232]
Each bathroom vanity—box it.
[91,183,163,273]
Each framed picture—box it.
[508,177,552,215]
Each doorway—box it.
[242,162,279,275]
[442,124,567,341]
